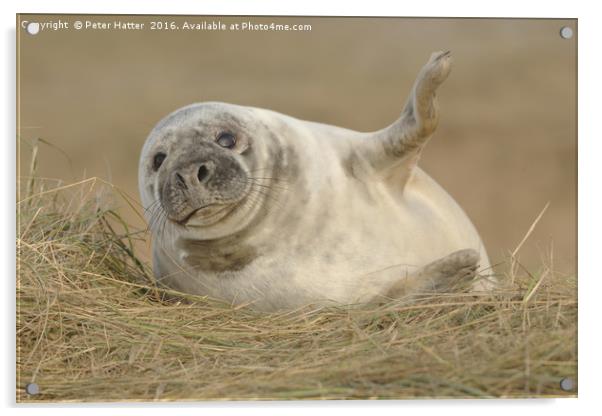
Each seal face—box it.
[139,52,494,311]
[140,103,290,241]
[155,135,248,226]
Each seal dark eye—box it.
[216,132,236,149]
[153,152,166,171]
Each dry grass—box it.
[16,171,577,402]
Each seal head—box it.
[139,103,291,242]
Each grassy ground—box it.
[16,173,577,402]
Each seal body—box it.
[139,52,492,311]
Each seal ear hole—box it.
[216,132,237,149]
[153,152,167,171]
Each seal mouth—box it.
[176,203,237,227]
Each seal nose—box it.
[197,164,210,183]
[174,172,188,189]
[173,163,213,190]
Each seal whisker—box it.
[246,181,290,192]
[143,199,162,214]
[143,200,161,222]
[247,176,290,187]
[145,198,172,240]
[241,193,278,222]
[247,176,288,182]
[244,185,285,216]
[248,167,275,174]
[146,204,162,233]
[248,176,285,181]
[245,182,288,192]
[146,200,167,234]
[229,177,290,198]
[159,209,169,242]
[243,177,291,194]
[148,210,164,233]
[231,185,273,218]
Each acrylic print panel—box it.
[16,15,577,402]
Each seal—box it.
[138,51,494,311]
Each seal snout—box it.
[159,151,249,227]
[173,162,214,190]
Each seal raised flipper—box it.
[383,248,479,300]
[349,51,452,188]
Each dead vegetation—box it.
[16,168,576,402]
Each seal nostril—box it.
[175,172,187,189]
[197,164,209,182]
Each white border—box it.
[3,0,586,17]
[3,1,600,415]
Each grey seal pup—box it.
[138,51,492,311]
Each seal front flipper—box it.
[383,248,479,300]
[350,51,452,188]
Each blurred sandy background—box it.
[17,16,577,274]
